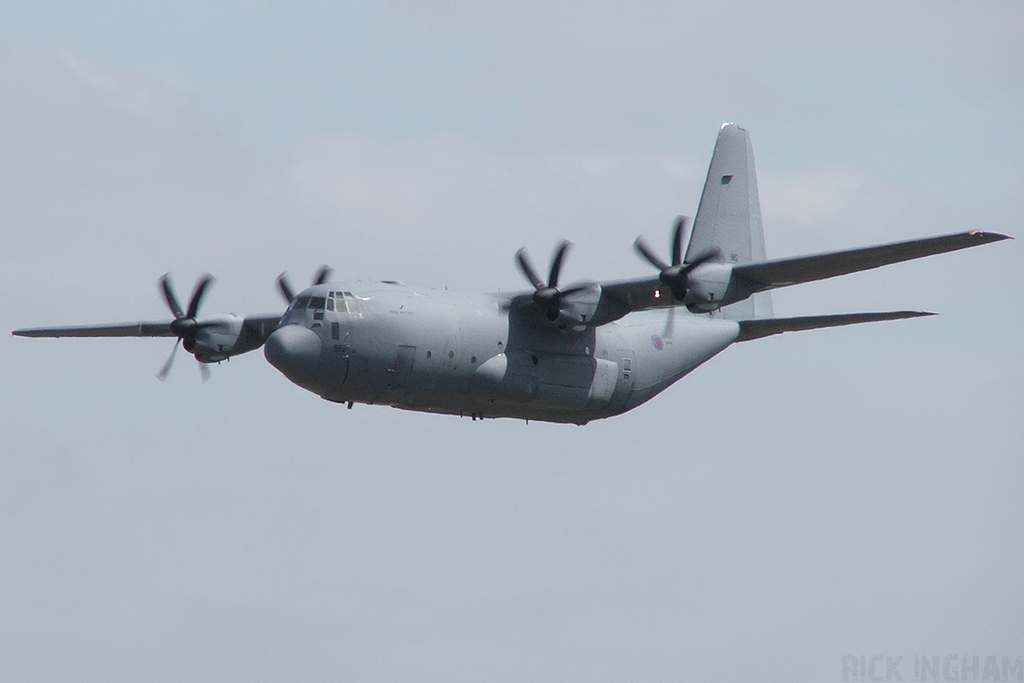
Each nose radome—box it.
[264,324,322,378]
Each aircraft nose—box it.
[264,324,321,379]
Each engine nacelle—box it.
[188,314,255,363]
[554,286,602,330]
[685,263,734,312]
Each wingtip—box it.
[890,310,937,319]
[968,230,1013,242]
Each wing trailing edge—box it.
[734,231,1011,291]
[736,311,935,342]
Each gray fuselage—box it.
[263,281,740,424]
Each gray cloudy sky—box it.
[1,2,1022,682]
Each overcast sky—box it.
[1,3,1022,682]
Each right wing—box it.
[13,314,282,342]
[13,321,176,338]
[734,230,1011,291]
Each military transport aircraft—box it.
[12,124,1011,424]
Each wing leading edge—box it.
[734,230,1010,290]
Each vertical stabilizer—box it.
[687,123,772,318]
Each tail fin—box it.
[687,123,772,319]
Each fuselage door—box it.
[442,333,459,373]
[618,349,634,387]
[388,344,416,391]
[326,291,355,384]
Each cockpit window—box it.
[324,290,361,315]
[293,295,311,310]
[309,296,326,310]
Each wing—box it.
[590,230,1010,324]
[12,321,176,337]
[504,228,1011,329]
[595,276,672,316]
[734,230,1011,290]
[501,275,671,329]
[13,314,282,342]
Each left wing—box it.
[553,230,1011,326]
[598,276,672,311]
[502,276,669,328]
[733,231,1011,291]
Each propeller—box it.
[515,240,591,322]
[276,265,334,304]
[634,216,721,301]
[156,273,215,382]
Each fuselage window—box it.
[309,296,326,310]
[293,295,311,310]
[325,297,335,312]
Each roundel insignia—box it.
[651,334,664,350]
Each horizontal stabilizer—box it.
[734,231,1011,291]
[12,322,176,338]
[737,311,935,342]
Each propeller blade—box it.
[277,273,296,304]
[515,248,545,290]
[681,247,721,274]
[558,282,595,297]
[547,240,572,288]
[311,265,334,286]
[197,360,211,383]
[672,215,690,266]
[663,306,675,338]
[186,274,214,319]
[156,338,180,381]
[159,274,185,320]
[634,236,670,271]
